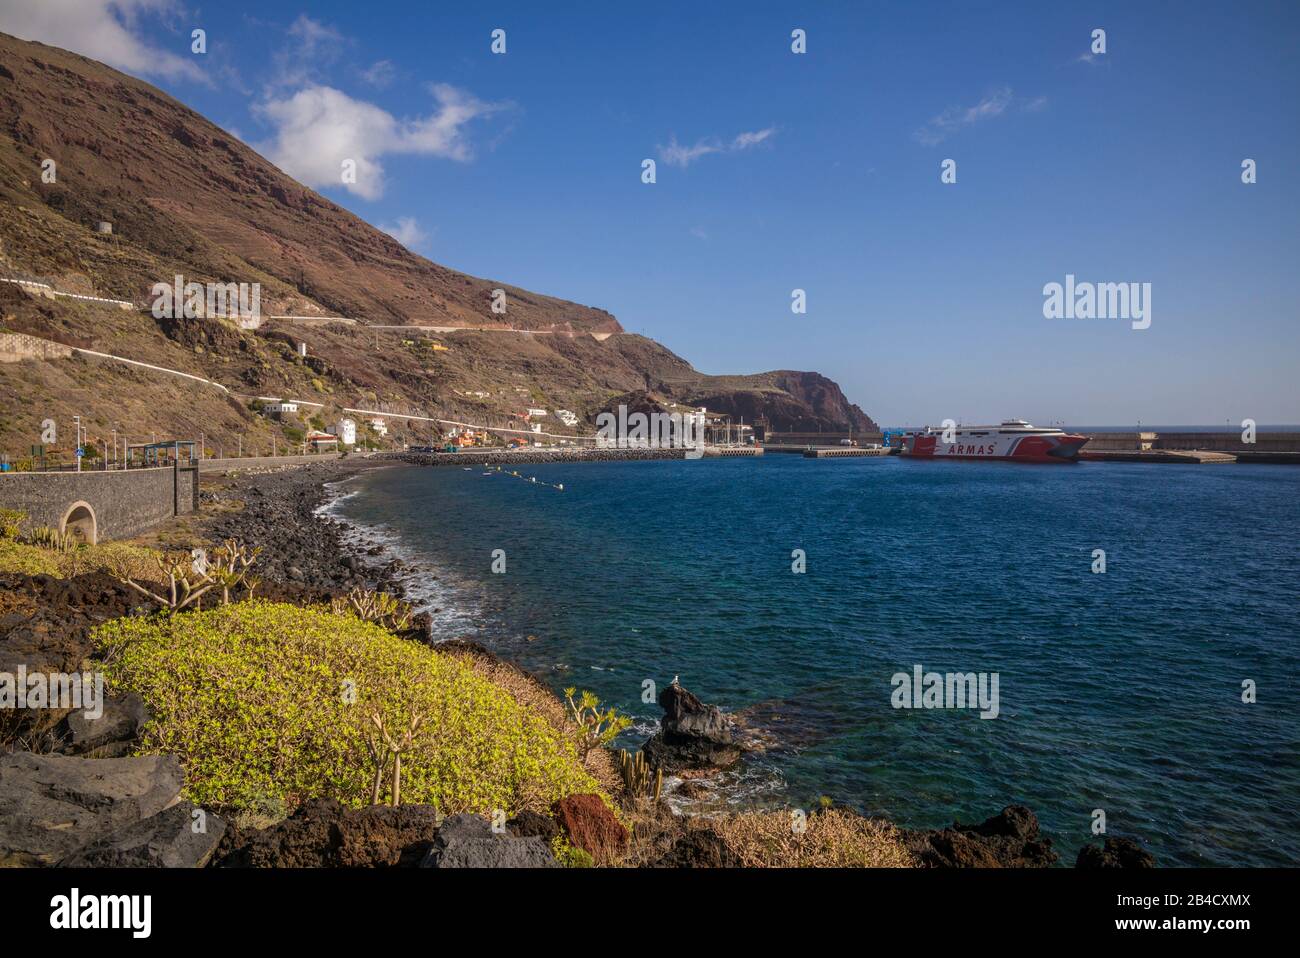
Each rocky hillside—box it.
[0,31,875,458]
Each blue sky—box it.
[3,0,1297,425]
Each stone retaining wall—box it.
[0,465,196,543]
[0,332,73,362]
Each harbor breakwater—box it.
[390,448,691,467]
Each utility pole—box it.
[73,415,81,472]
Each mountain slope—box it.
[0,31,876,458]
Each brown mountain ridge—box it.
[0,31,876,457]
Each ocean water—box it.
[335,455,1300,867]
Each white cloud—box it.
[269,13,345,90]
[731,127,776,150]
[659,135,723,168]
[0,0,206,82]
[286,13,341,54]
[657,126,777,168]
[914,87,1020,145]
[254,83,509,200]
[360,59,396,88]
[378,216,428,249]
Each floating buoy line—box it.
[481,464,564,490]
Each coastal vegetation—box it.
[0,473,927,869]
[330,586,414,632]
[94,601,605,817]
[0,532,164,580]
[562,686,632,759]
[710,808,914,868]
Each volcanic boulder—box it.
[60,801,226,868]
[64,692,149,757]
[1076,836,1157,868]
[904,805,1059,868]
[419,813,557,868]
[0,752,183,866]
[642,682,743,773]
[213,797,439,868]
[654,827,742,868]
[552,794,627,860]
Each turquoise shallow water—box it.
[337,455,1300,866]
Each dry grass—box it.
[615,803,695,867]
[0,538,174,579]
[709,807,916,868]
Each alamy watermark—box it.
[1043,274,1150,330]
[595,404,706,459]
[891,664,999,719]
[50,888,150,938]
[151,274,261,324]
[1,666,103,719]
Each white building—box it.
[369,417,388,436]
[555,409,579,427]
[330,418,357,446]
[527,408,548,418]
[263,401,298,417]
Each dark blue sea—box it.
[332,455,1300,867]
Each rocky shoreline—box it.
[390,448,692,468]
[201,459,407,597]
[0,459,1156,868]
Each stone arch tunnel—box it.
[0,464,197,543]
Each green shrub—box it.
[0,539,63,576]
[551,835,594,868]
[95,601,602,816]
[0,508,26,540]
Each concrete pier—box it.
[1080,449,1237,464]
[1080,430,1300,464]
[801,446,891,458]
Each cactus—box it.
[619,748,663,803]
[331,587,413,632]
[110,538,259,612]
[29,525,75,553]
[208,538,262,603]
[563,688,632,760]
[364,708,427,806]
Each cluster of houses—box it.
[260,400,388,450]
[256,395,624,453]
[517,407,578,428]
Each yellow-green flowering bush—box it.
[95,601,601,815]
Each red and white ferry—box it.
[900,419,1088,463]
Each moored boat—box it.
[900,420,1088,463]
